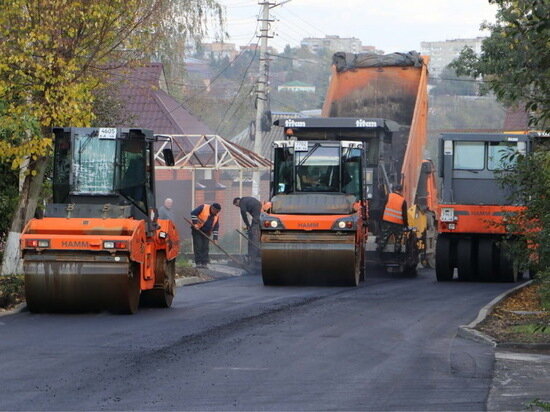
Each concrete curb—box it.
[458,280,550,350]
[175,276,212,287]
[0,302,26,317]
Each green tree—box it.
[452,1,549,306]
[501,144,550,308]
[431,65,477,96]
[451,0,549,128]
[0,0,223,274]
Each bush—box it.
[0,274,25,308]
[500,147,550,308]
[536,269,550,311]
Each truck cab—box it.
[436,132,534,282]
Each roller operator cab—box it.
[261,117,393,286]
[435,132,536,282]
[20,127,180,313]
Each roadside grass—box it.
[477,282,550,345]
[0,274,25,310]
[512,324,550,335]
[175,255,204,278]
[526,398,550,411]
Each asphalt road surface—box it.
[0,268,517,411]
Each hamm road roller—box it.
[435,132,540,282]
[20,127,179,313]
[261,117,394,286]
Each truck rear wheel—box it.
[477,238,496,281]
[435,235,454,281]
[457,239,476,281]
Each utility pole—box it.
[252,1,275,199]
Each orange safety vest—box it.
[197,204,219,229]
[383,193,405,225]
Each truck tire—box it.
[477,238,496,281]
[457,239,476,281]
[435,235,454,281]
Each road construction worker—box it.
[191,203,221,269]
[233,197,262,263]
[378,185,408,252]
[158,197,174,221]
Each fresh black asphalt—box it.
[0,268,517,410]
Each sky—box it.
[205,0,499,53]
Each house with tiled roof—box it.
[108,63,272,249]
[114,62,213,135]
[503,105,530,131]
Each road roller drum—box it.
[23,253,140,313]
[261,233,359,286]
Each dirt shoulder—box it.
[0,275,25,313]
[476,282,550,345]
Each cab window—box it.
[454,141,485,170]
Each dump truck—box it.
[321,51,438,274]
[435,132,540,282]
[261,117,394,286]
[20,127,179,313]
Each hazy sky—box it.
[207,0,499,53]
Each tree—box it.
[0,0,223,274]
[451,1,549,307]
[451,0,549,128]
[430,65,477,96]
[500,143,550,308]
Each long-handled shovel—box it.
[235,229,261,250]
[183,217,250,272]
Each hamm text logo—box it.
[298,222,319,229]
[61,241,90,248]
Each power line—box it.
[277,7,326,37]
[215,41,259,133]
[146,8,262,126]
[224,83,258,138]
[271,13,319,40]
[266,52,319,64]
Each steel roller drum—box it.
[261,232,358,286]
[23,253,140,313]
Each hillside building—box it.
[301,35,362,54]
[277,81,316,93]
[420,37,485,78]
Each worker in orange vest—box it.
[191,203,221,269]
[382,185,408,226]
[378,185,408,251]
